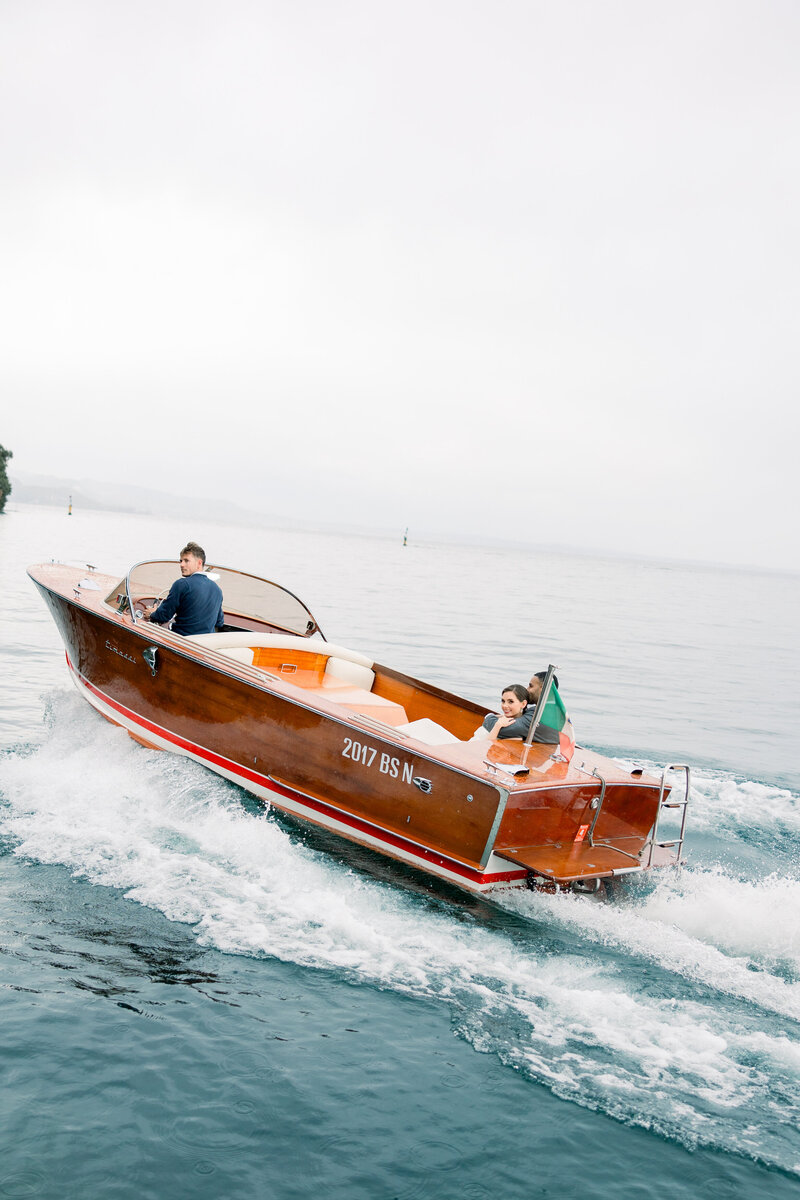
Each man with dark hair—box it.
[144,543,224,636]
[528,670,559,702]
[181,540,206,563]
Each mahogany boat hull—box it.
[28,562,687,896]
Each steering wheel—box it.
[131,573,178,621]
[132,591,168,620]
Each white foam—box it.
[691,772,800,833]
[614,758,800,836]
[503,868,800,1021]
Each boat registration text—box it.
[342,736,414,782]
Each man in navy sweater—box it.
[144,542,225,636]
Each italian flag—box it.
[539,682,576,762]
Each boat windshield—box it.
[110,560,324,638]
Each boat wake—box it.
[1,692,799,1177]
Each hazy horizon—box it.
[9,469,797,579]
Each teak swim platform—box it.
[28,559,689,895]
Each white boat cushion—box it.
[313,687,395,708]
[396,718,461,745]
[323,657,375,690]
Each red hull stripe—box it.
[66,655,527,888]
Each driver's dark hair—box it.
[181,541,206,564]
[503,683,530,706]
[532,669,560,690]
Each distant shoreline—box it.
[8,488,797,580]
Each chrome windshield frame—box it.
[123,560,325,638]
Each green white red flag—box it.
[525,672,575,763]
[538,680,576,762]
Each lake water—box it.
[1,503,798,1199]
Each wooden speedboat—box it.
[28,559,689,895]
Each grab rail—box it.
[587,768,606,847]
[588,767,642,863]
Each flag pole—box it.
[524,663,558,748]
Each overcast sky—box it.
[2,1,798,570]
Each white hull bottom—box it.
[68,660,529,896]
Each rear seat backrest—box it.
[324,657,375,691]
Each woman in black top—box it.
[481,684,533,741]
